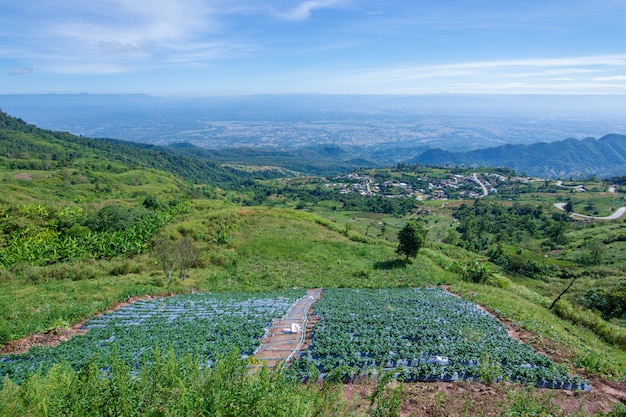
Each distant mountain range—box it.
[411,134,626,179]
[2,109,626,180]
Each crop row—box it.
[0,290,304,384]
[293,288,588,390]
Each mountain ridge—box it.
[412,134,626,179]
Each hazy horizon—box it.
[3,93,626,154]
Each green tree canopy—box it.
[396,221,427,260]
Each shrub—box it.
[580,282,626,321]
[460,260,491,284]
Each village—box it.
[325,171,509,200]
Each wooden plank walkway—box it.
[253,288,322,369]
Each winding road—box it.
[471,174,489,197]
[554,202,626,220]
[555,180,585,192]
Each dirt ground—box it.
[342,379,624,416]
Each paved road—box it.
[554,203,626,220]
[555,180,585,191]
[472,174,489,197]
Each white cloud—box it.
[275,0,347,20]
[594,75,626,81]
[9,68,33,75]
[301,54,626,94]
[98,41,142,54]
[0,0,229,74]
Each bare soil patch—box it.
[12,172,33,180]
[343,379,621,416]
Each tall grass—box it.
[0,348,346,417]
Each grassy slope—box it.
[0,110,274,191]
[1,112,625,415]
[2,201,624,382]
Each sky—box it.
[1,0,626,96]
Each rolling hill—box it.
[412,134,626,179]
[0,110,285,193]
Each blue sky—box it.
[1,0,626,95]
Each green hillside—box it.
[0,110,283,192]
[414,134,626,179]
[1,112,625,416]
[168,142,379,175]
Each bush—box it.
[580,282,626,321]
[552,299,626,349]
[85,204,147,233]
[460,260,491,284]
[488,274,512,289]
[109,260,142,276]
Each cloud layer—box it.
[1,0,625,94]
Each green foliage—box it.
[142,195,160,210]
[1,291,304,385]
[296,288,581,387]
[580,282,626,321]
[1,112,625,414]
[505,387,561,417]
[451,281,626,380]
[551,298,626,349]
[85,204,147,232]
[477,353,502,385]
[396,221,427,260]
[488,245,552,279]
[368,373,403,417]
[0,201,189,268]
[0,110,277,190]
[0,348,340,417]
[460,260,491,284]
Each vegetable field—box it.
[0,290,304,384]
[1,288,588,391]
[295,288,588,390]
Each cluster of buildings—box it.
[326,172,505,201]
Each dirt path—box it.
[253,288,322,369]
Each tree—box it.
[396,221,427,260]
[586,239,605,265]
[544,219,569,247]
[564,200,573,213]
[176,237,201,282]
[153,237,201,284]
[153,237,177,285]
